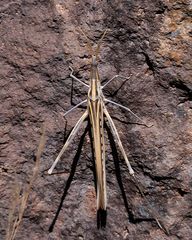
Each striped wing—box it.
[88,98,107,213]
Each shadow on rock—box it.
[49,122,89,232]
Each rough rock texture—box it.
[0,0,192,239]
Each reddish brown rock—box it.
[0,0,191,239]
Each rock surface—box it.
[0,0,192,239]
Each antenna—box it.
[95,29,108,58]
[78,28,93,56]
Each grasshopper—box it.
[48,29,166,231]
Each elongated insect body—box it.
[48,30,166,232]
[87,56,107,220]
